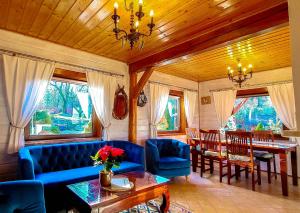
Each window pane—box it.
[157,96,180,131]
[30,80,93,136]
[227,96,282,134]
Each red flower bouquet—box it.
[91,145,125,173]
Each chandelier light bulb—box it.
[248,64,253,68]
[150,10,154,17]
[139,0,143,5]
[227,66,231,70]
[114,2,118,9]
[135,21,139,28]
[238,63,242,67]
[243,68,247,72]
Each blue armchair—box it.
[0,180,45,213]
[146,139,191,178]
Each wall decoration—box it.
[137,90,147,107]
[113,85,128,120]
[201,96,211,105]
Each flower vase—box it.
[99,170,113,187]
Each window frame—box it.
[157,90,187,136]
[235,87,288,140]
[24,68,101,142]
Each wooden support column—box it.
[129,67,154,143]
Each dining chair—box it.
[185,128,200,145]
[225,131,261,191]
[186,128,202,172]
[199,130,227,182]
[252,130,277,183]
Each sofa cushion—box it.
[158,157,190,170]
[36,161,143,187]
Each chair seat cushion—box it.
[35,161,143,187]
[254,151,274,159]
[228,154,252,162]
[159,157,190,170]
[204,150,226,157]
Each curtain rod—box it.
[149,80,198,92]
[209,80,293,93]
[0,48,124,78]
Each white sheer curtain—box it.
[149,83,169,138]
[184,90,197,127]
[267,83,296,131]
[86,71,117,140]
[212,90,237,128]
[2,54,55,153]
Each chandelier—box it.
[112,0,155,50]
[227,59,253,88]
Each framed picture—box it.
[201,96,211,105]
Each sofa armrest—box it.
[18,148,35,180]
[175,141,191,161]
[0,180,45,213]
[145,140,160,172]
[125,143,145,168]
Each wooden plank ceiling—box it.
[153,25,291,82]
[0,0,287,64]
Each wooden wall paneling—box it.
[6,0,27,31]
[38,0,76,39]
[48,0,94,42]
[0,0,10,28]
[29,0,63,37]
[129,2,288,72]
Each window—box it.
[157,90,186,134]
[25,69,101,141]
[226,96,282,134]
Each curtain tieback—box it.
[103,123,111,129]
[150,124,157,130]
[10,123,23,129]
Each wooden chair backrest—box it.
[225,131,253,159]
[252,130,274,142]
[200,130,221,153]
[185,128,200,145]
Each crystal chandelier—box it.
[227,59,253,88]
[112,0,155,50]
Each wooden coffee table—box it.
[66,171,170,213]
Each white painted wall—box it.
[137,71,200,145]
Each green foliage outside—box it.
[33,111,52,124]
[227,96,282,134]
[31,80,93,135]
[157,96,179,131]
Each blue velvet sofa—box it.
[145,139,190,178]
[18,140,144,212]
[0,180,46,213]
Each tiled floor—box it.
[169,170,300,213]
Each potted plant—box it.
[91,145,124,186]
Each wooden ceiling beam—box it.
[128,2,289,72]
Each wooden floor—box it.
[168,170,300,213]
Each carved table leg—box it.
[291,149,298,186]
[279,152,288,196]
[160,189,170,213]
[191,150,198,172]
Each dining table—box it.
[191,138,298,196]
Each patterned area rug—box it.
[120,199,192,213]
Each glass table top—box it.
[67,171,169,207]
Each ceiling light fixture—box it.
[112,0,155,50]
